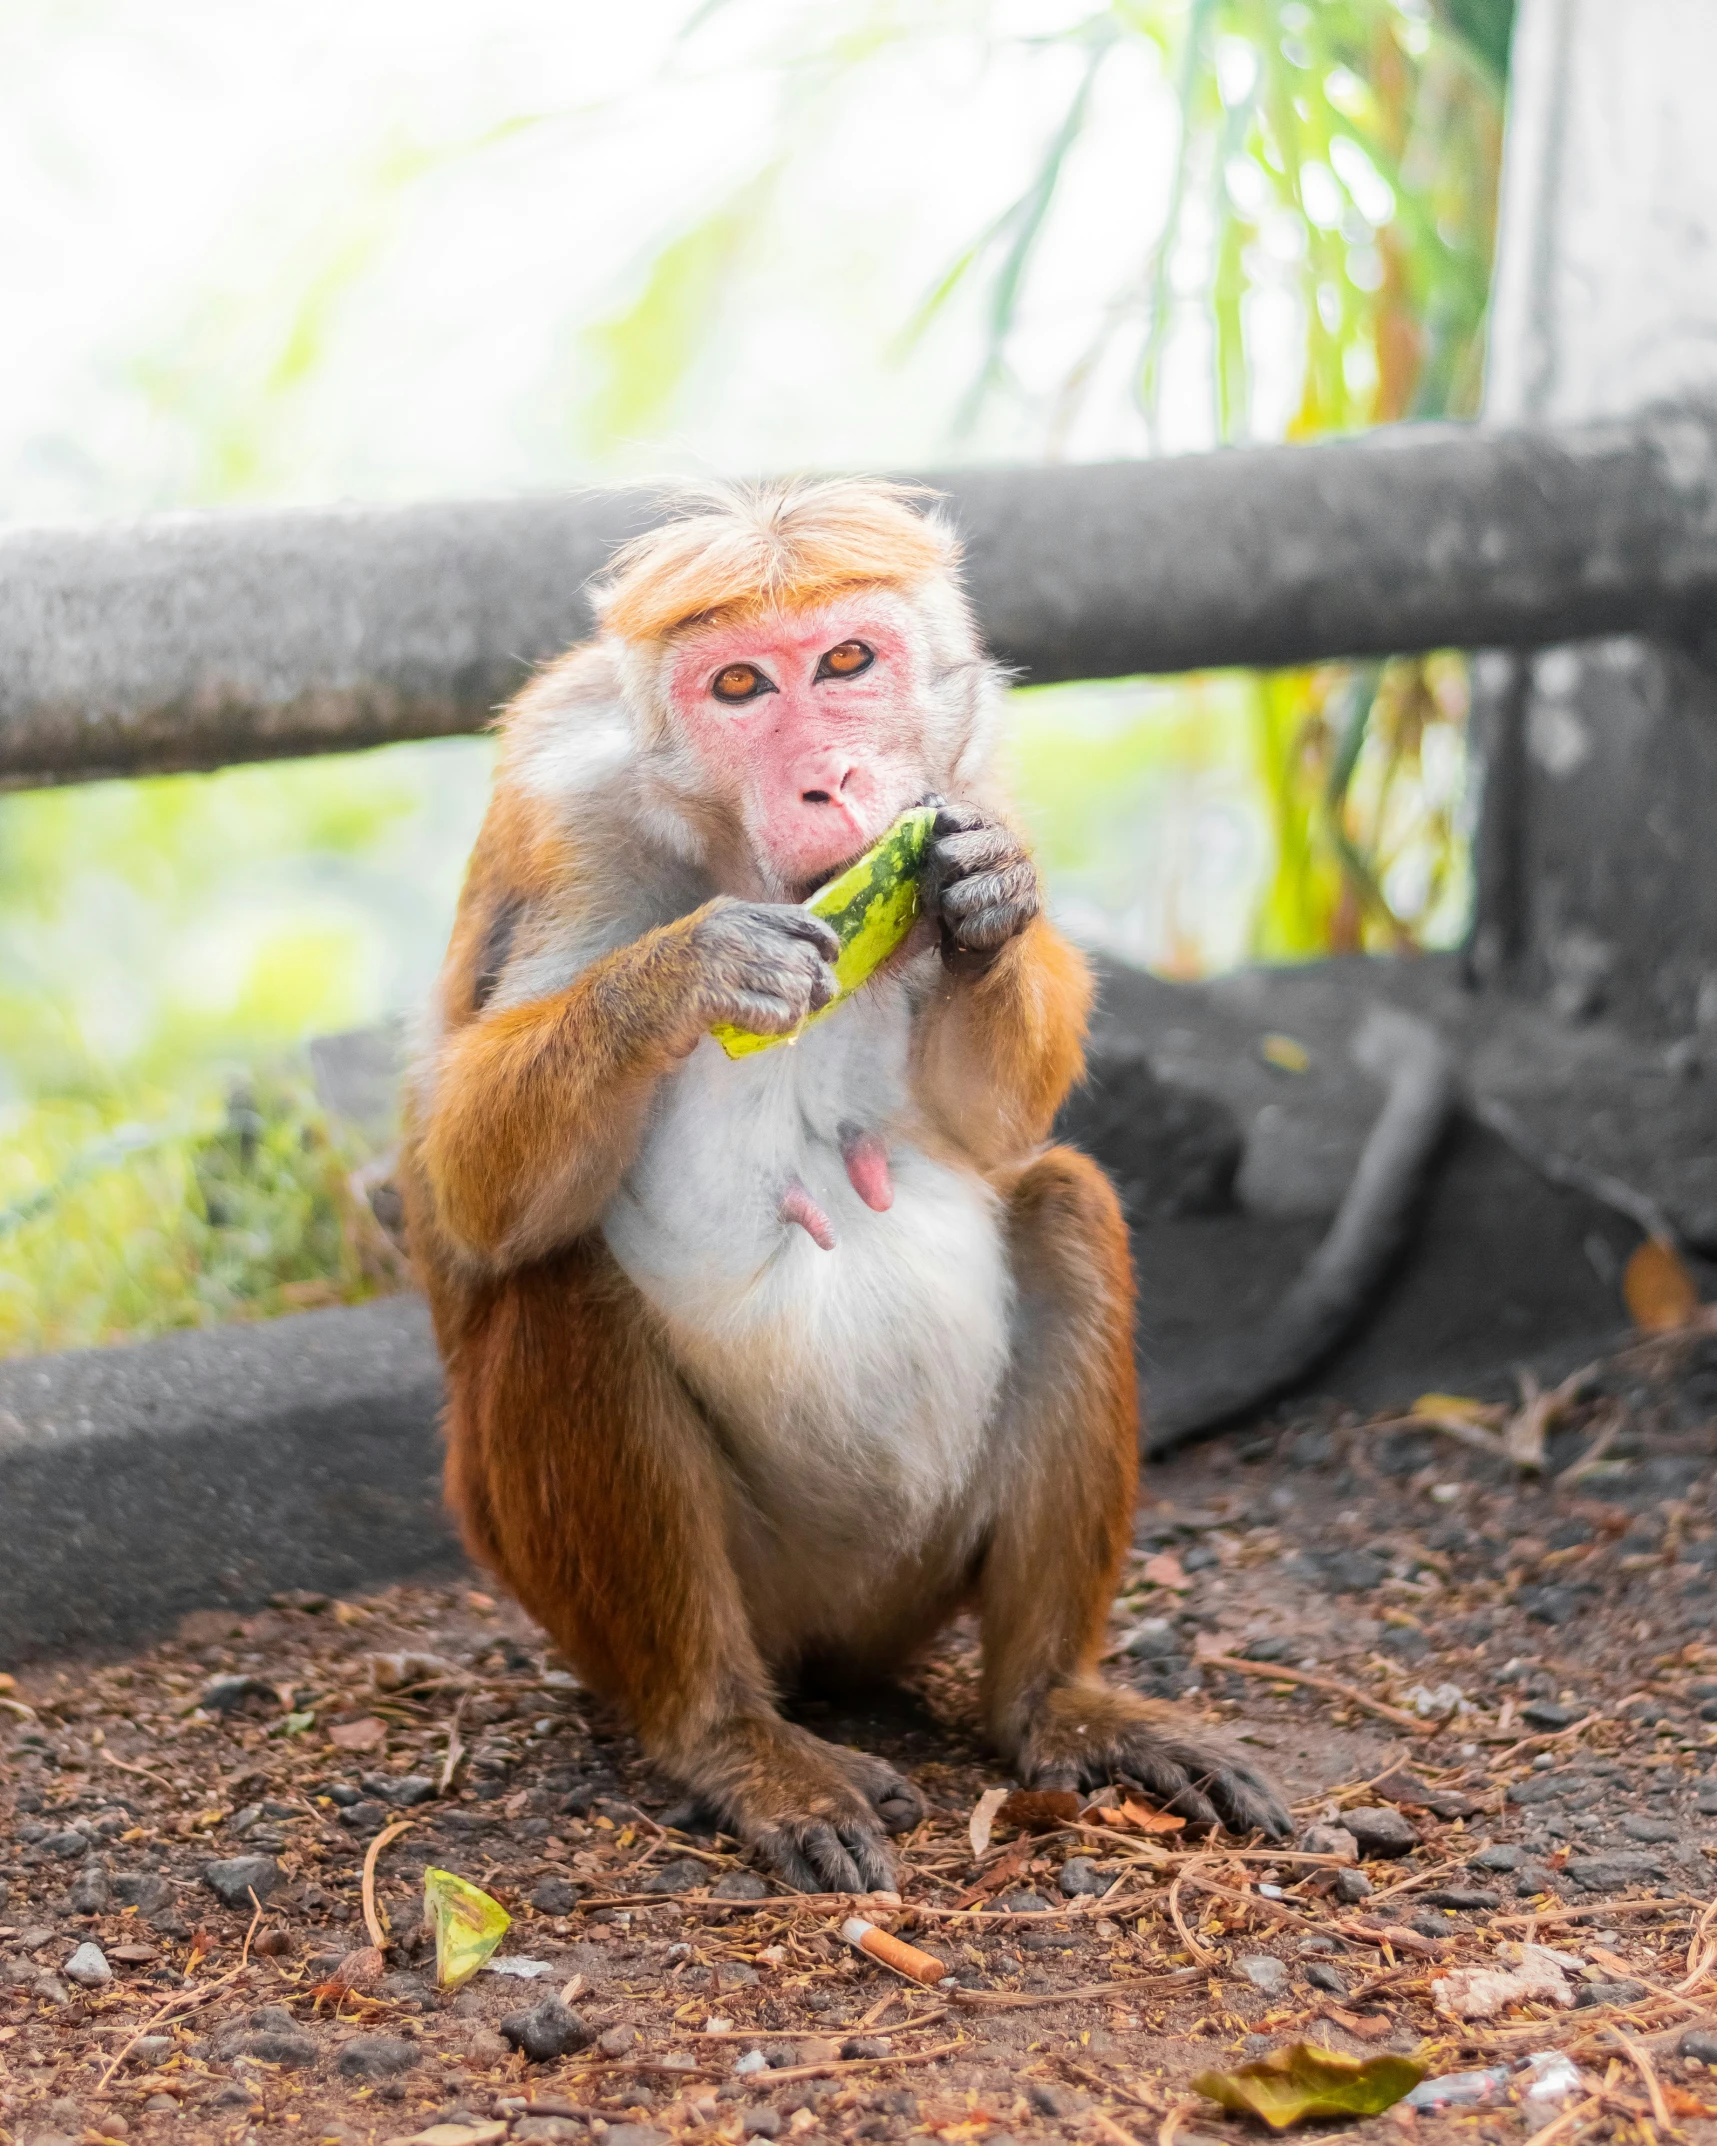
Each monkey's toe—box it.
[835,1746,926,1837]
[755,1816,897,1895]
[1147,1738,1293,1841]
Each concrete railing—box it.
[5,402,1717,790]
[9,401,1717,1660]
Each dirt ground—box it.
[7,1327,1717,2146]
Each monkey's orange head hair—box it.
[593,477,959,645]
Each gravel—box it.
[200,1854,280,1908]
[1341,1806,1418,1858]
[500,1995,594,2063]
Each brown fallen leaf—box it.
[311,1944,385,2003]
[997,1789,1083,1835]
[327,1716,389,1753]
[1142,1552,1190,1592]
[1625,1238,1700,1332]
[1114,1797,1187,1835]
[1319,2007,1394,2041]
[1662,2086,1715,2120]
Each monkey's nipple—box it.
[839,1127,894,1213]
[780,1176,837,1252]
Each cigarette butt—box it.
[841,1916,950,1986]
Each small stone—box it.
[529,1878,580,1916]
[1508,1773,1569,1806]
[1575,1979,1647,2007]
[1126,1618,1181,1660]
[1422,1889,1502,1911]
[1522,1701,1583,1731]
[1680,2030,1717,2063]
[1333,1869,1373,1903]
[337,1799,389,1833]
[711,1869,770,1901]
[112,1872,173,1915]
[1237,1954,1287,1995]
[209,2082,259,2109]
[1299,1824,1359,1861]
[222,2028,318,2068]
[143,2095,179,2114]
[130,2036,174,2067]
[201,1856,279,1909]
[465,2027,511,2064]
[1515,1864,1560,1896]
[598,2023,638,2056]
[42,1827,89,1859]
[1695,1784,1717,1816]
[998,1890,1051,1913]
[841,2036,892,2060]
[1058,1857,1108,1897]
[516,2122,582,2144]
[742,2115,782,2140]
[603,2129,669,2146]
[334,2034,421,2080]
[200,1674,277,1716]
[67,1861,110,1916]
[1470,1844,1525,1871]
[1566,1852,1665,1890]
[1027,2084,1082,2119]
[500,1996,594,2063]
[1342,1807,1418,1858]
[1622,1814,1678,1843]
[639,1858,706,1896]
[63,1941,111,1986]
[1305,1961,1347,1994]
[31,1971,71,2004]
[1317,1551,1388,1593]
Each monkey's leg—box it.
[447,1240,917,1891]
[977,1147,1291,1839]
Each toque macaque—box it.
[402,478,1289,1888]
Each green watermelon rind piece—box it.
[712,805,937,1059]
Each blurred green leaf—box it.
[1194,2044,1425,2129]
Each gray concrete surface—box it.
[6,406,1717,788]
[0,1294,460,1663]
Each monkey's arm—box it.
[414,898,838,1266]
[913,914,1092,1168]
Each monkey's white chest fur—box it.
[601,980,1012,1555]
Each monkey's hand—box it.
[925,802,1041,976]
[680,897,841,1040]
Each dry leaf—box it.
[1319,2006,1393,2040]
[1663,2087,1715,2120]
[327,1716,388,1753]
[1261,1034,1311,1074]
[311,1944,384,2001]
[1195,2044,1423,2129]
[1625,1238,1700,1332]
[1142,1551,1190,1591]
[968,1785,1009,1857]
[1115,1796,1187,1834]
[996,1789,1082,1835]
[1411,1391,1505,1429]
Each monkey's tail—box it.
[1143,1005,1458,1457]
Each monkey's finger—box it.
[792,1821,866,1895]
[712,991,807,1037]
[931,800,987,839]
[1168,1750,1292,1840]
[939,860,1037,922]
[731,952,838,1013]
[932,824,1020,882]
[769,908,842,963]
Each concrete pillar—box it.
[1473,0,1717,1035]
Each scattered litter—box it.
[480,1955,553,1979]
[1404,2067,1509,2111]
[841,1917,950,1987]
[968,1785,1008,1857]
[1520,2052,1584,2102]
[1402,1682,1467,1718]
[1433,1946,1574,2020]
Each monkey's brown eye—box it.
[816,640,874,681]
[711,662,774,704]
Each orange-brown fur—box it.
[402,481,1287,1882]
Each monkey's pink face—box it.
[666,600,935,893]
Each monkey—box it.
[400,478,1290,1890]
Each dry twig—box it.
[360,1817,414,1951]
[1193,1651,1435,1735]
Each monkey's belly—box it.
[600,1023,1013,1606]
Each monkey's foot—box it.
[1018,1681,1291,1840]
[831,1743,926,1837]
[692,1716,907,1893]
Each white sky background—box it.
[0,0,1302,524]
